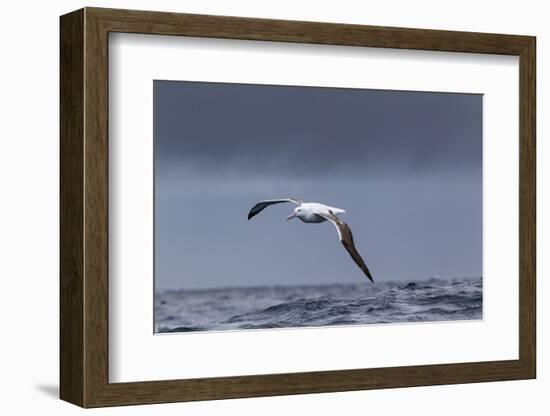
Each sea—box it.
[155,277,482,333]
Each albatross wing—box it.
[317,211,374,282]
[247,198,303,220]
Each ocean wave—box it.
[155,277,482,333]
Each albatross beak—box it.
[286,212,297,221]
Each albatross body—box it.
[285,202,345,223]
[247,198,374,282]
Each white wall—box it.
[0,0,545,414]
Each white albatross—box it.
[247,198,374,282]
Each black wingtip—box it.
[360,262,374,283]
[364,268,374,283]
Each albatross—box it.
[247,198,374,282]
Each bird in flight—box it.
[247,198,374,282]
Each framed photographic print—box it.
[60,7,536,408]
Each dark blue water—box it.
[155,277,482,333]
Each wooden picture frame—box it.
[60,7,536,408]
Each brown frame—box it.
[60,7,536,408]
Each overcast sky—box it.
[154,80,482,290]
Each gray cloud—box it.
[154,81,482,178]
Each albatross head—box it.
[286,207,305,221]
